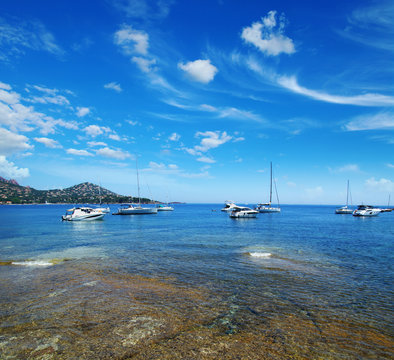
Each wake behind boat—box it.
[62,207,105,221]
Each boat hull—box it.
[230,212,257,218]
[257,207,280,213]
[353,210,380,217]
[335,208,353,214]
[62,213,105,221]
[117,207,158,215]
[156,206,174,211]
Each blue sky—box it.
[0,0,393,204]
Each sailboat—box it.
[117,159,157,215]
[95,182,110,213]
[335,180,353,214]
[255,162,280,213]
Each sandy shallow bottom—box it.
[0,260,393,360]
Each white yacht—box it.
[156,204,174,211]
[62,207,105,221]
[335,180,353,214]
[256,162,281,213]
[352,205,381,217]
[229,207,258,218]
[221,201,242,212]
[117,204,157,215]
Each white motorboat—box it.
[117,204,157,215]
[221,201,242,212]
[335,180,353,214]
[256,162,281,213]
[352,205,381,217]
[62,207,105,221]
[229,207,258,218]
[156,204,174,211]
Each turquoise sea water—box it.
[0,204,393,359]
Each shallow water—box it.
[0,204,393,359]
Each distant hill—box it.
[0,178,155,204]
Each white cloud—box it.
[387,163,394,168]
[87,141,107,147]
[84,125,103,137]
[83,124,112,137]
[0,127,32,155]
[197,156,216,164]
[169,132,180,141]
[108,133,121,141]
[178,59,218,84]
[132,56,157,73]
[95,147,130,160]
[365,177,394,192]
[104,82,122,92]
[114,25,149,55]
[241,11,295,56]
[34,137,62,148]
[278,76,394,106]
[194,131,232,152]
[0,83,75,134]
[0,155,29,178]
[344,112,394,131]
[76,107,90,117]
[66,148,93,157]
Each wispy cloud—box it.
[278,76,394,106]
[365,177,394,192]
[34,137,62,148]
[241,11,295,56]
[104,82,122,92]
[111,0,174,20]
[336,1,394,51]
[66,148,94,157]
[0,17,64,61]
[329,164,360,173]
[95,147,131,160]
[344,111,394,131]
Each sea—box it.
[0,204,393,359]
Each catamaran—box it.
[255,162,280,213]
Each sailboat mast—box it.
[269,162,273,204]
[346,180,349,207]
[136,158,141,206]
